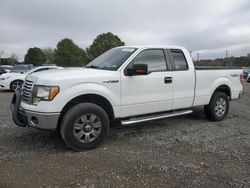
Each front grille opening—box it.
[21,79,34,104]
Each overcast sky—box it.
[0,0,250,61]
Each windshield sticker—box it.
[122,48,135,52]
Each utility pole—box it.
[225,50,229,58]
[196,52,200,61]
[0,50,4,65]
[189,50,193,60]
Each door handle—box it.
[164,77,172,84]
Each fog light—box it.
[31,116,39,125]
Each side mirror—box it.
[126,64,148,76]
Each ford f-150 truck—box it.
[11,46,243,151]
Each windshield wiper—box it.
[85,65,100,69]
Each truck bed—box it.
[195,66,242,70]
[193,67,243,107]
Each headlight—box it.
[32,85,60,105]
[0,76,11,80]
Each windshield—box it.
[86,47,138,71]
[12,65,29,72]
[13,65,28,70]
[243,67,250,72]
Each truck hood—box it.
[26,68,120,87]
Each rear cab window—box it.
[170,49,188,71]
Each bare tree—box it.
[0,50,4,65]
[0,50,4,58]
[42,47,55,63]
[10,53,18,66]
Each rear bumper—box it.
[11,90,60,130]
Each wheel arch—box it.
[211,84,231,100]
[57,93,114,130]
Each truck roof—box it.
[117,45,186,50]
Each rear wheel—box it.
[10,80,24,91]
[204,91,229,121]
[60,103,109,151]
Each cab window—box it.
[132,49,167,72]
[171,49,188,71]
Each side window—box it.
[132,49,167,72]
[171,49,188,71]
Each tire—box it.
[60,103,109,151]
[204,91,229,122]
[10,80,24,91]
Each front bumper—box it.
[0,80,9,89]
[11,90,60,130]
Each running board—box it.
[121,109,193,125]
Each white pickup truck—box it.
[11,46,243,151]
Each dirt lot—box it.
[0,84,250,188]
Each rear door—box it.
[167,49,195,109]
[121,48,173,117]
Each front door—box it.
[120,49,173,117]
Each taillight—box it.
[240,73,244,84]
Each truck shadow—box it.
[4,107,207,152]
[3,129,69,153]
[0,90,13,93]
[111,107,207,130]
[109,107,208,138]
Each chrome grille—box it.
[21,79,34,104]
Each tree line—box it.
[194,54,250,67]
[24,32,125,67]
[3,32,250,67]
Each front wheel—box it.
[10,80,24,91]
[60,103,109,151]
[204,91,229,121]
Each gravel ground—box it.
[0,84,250,188]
